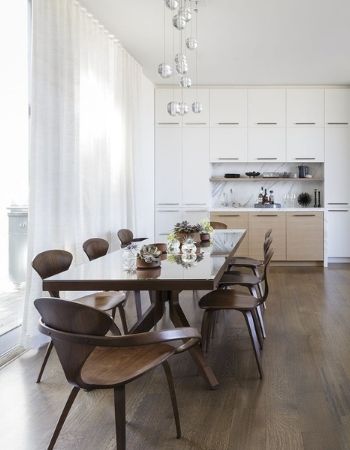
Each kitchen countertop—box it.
[210,207,325,212]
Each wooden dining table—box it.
[43,229,246,389]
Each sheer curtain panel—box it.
[23,0,145,347]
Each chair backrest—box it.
[83,238,109,261]
[265,228,272,239]
[210,221,228,230]
[32,250,73,297]
[117,229,134,247]
[263,236,273,255]
[259,248,274,303]
[34,297,115,388]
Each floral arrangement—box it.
[167,231,178,243]
[173,220,202,234]
[137,245,161,263]
[200,219,213,234]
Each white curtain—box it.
[22,0,145,347]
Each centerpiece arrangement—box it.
[199,219,213,242]
[173,220,202,244]
[136,245,162,269]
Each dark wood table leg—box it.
[129,291,165,333]
[168,291,219,390]
[134,290,143,320]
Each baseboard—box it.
[270,261,324,267]
[328,258,350,264]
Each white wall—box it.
[134,74,155,240]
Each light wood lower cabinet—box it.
[286,212,324,261]
[210,212,249,256]
[249,212,286,260]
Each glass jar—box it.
[122,249,136,271]
[182,238,197,255]
[167,238,180,254]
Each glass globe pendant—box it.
[172,14,186,30]
[186,37,198,50]
[167,101,180,116]
[178,7,192,22]
[175,53,187,64]
[177,102,189,115]
[175,60,188,74]
[192,101,203,113]
[179,76,192,88]
[158,63,173,78]
[165,0,179,10]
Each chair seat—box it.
[75,291,126,312]
[219,272,261,286]
[199,289,259,310]
[228,256,262,268]
[81,344,175,386]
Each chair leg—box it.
[48,386,80,450]
[162,361,181,439]
[251,309,264,350]
[134,291,142,320]
[36,340,54,383]
[242,311,264,379]
[201,310,210,353]
[256,305,267,339]
[114,385,126,450]
[111,307,117,320]
[117,305,128,334]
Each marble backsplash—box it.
[211,162,324,208]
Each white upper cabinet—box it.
[210,127,247,162]
[209,89,247,126]
[287,128,324,162]
[155,127,182,205]
[248,127,285,162]
[325,89,350,125]
[248,89,286,127]
[182,127,210,205]
[155,89,182,125]
[182,89,210,125]
[287,89,324,127]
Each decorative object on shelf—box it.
[200,219,213,241]
[173,220,202,244]
[254,203,282,209]
[317,190,321,208]
[159,0,202,116]
[245,171,261,178]
[136,245,161,269]
[297,192,312,207]
[314,189,318,208]
[297,165,309,178]
[224,173,240,178]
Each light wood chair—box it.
[210,221,228,230]
[32,249,127,383]
[199,248,274,379]
[34,297,200,450]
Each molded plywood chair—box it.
[32,249,127,383]
[210,221,228,230]
[117,229,147,248]
[34,298,200,450]
[199,248,274,379]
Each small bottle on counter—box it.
[263,188,269,204]
[269,190,274,205]
[258,187,264,204]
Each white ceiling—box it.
[80,0,350,86]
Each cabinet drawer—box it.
[286,212,323,261]
[249,212,286,260]
[210,212,248,256]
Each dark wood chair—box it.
[82,237,129,334]
[199,248,274,379]
[210,221,228,230]
[34,298,200,450]
[32,249,127,383]
[117,228,146,248]
[117,229,147,320]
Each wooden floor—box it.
[1,266,350,450]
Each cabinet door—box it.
[287,89,324,127]
[210,127,247,162]
[210,212,249,256]
[287,127,324,162]
[155,127,182,206]
[155,89,182,125]
[325,89,350,125]
[182,89,210,125]
[183,209,209,225]
[210,89,247,126]
[182,127,210,206]
[286,212,323,261]
[327,209,350,258]
[155,209,182,241]
[249,212,286,260]
[248,127,285,162]
[248,89,285,127]
[325,127,350,205]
